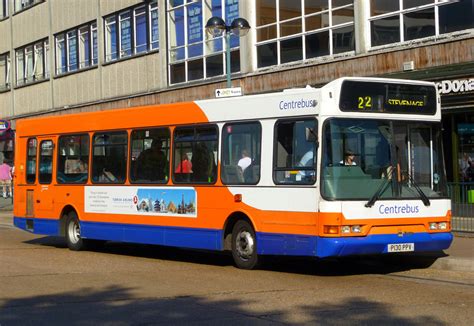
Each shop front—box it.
[436,77,474,222]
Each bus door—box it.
[35,138,55,217]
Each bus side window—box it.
[273,118,318,185]
[130,128,170,183]
[92,132,128,184]
[39,140,54,184]
[57,134,89,184]
[26,138,37,184]
[173,125,218,184]
[221,122,262,185]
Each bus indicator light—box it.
[324,225,339,235]
[234,194,242,202]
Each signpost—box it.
[215,87,242,98]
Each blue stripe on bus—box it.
[14,217,452,258]
[13,217,223,251]
[14,217,59,235]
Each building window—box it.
[1,0,8,19]
[104,1,159,63]
[14,0,43,13]
[0,53,10,91]
[256,0,354,68]
[15,39,49,86]
[370,0,474,47]
[168,0,241,85]
[55,22,97,75]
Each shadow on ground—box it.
[24,236,444,277]
[0,285,445,325]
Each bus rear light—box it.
[324,226,339,235]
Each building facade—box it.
[0,0,473,185]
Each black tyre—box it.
[65,211,85,251]
[231,220,259,269]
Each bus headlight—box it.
[429,222,438,230]
[438,222,448,230]
[341,226,351,234]
[351,225,361,233]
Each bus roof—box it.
[16,77,439,137]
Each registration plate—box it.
[387,243,414,253]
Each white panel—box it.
[341,199,450,220]
[228,187,318,212]
[196,88,321,122]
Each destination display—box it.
[339,81,437,115]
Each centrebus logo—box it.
[379,204,420,215]
[279,99,317,110]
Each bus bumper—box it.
[315,232,453,258]
[256,231,453,258]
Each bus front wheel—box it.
[231,220,259,270]
[65,212,85,251]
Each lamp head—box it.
[230,18,250,37]
[205,16,226,37]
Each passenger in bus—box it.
[136,139,167,181]
[191,143,215,182]
[297,149,315,181]
[99,168,117,182]
[175,154,193,174]
[299,149,314,168]
[237,149,252,172]
[340,150,357,166]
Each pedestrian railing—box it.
[447,182,474,233]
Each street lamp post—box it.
[205,16,250,88]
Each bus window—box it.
[92,132,127,183]
[221,122,262,185]
[173,125,218,184]
[274,118,318,185]
[130,128,170,183]
[39,140,54,184]
[57,134,89,184]
[26,138,37,184]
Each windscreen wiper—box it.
[403,171,431,207]
[365,167,394,208]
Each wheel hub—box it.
[68,221,81,244]
[236,231,254,260]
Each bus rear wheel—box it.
[231,220,259,270]
[65,212,85,251]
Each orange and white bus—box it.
[13,77,452,269]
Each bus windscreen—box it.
[339,81,437,115]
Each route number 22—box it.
[358,96,372,110]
